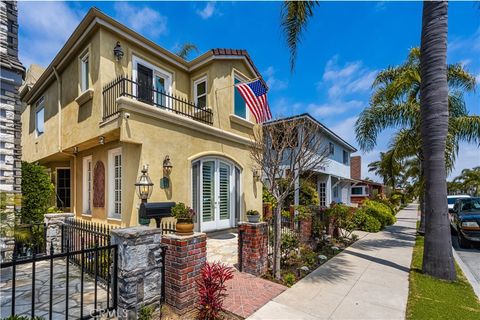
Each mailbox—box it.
[139,201,176,228]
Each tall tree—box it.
[419,1,455,280]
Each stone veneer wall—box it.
[111,226,165,319]
[161,233,207,314]
[238,222,268,276]
[44,212,75,253]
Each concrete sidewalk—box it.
[248,204,418,320]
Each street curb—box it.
[452,247,480,299]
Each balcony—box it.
[102,76,213,125]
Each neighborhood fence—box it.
[0,241,118,320]
[266,213,301,268]
[61,218,115,284]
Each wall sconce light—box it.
[113,41,124,61]
[99,136,105,145]
[73,146,79,154]
[253,169,261,181]
[135,165,154,202]
[163,155,173,175]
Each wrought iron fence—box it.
[102,76,214,125]
[266,213,301,268]
[1,241,118,320]
[61,218,115,284]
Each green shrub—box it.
[21,162,54,223]
[300,245,317,268]
[283,272,296,287]
[262,186,277,207]
[326,204,356,238]
[353,209,382,232]
[138,304,155,320]
[362,200,396,228]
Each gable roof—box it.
[22,7,265,103]
[266,113,358,152]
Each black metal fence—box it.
[102,76,214,125]
[61,218,115,284]
[1,241,118,320]
[266,213,301,268]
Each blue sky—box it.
[18,1,480,181]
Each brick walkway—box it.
[223,271,286,318]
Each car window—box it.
[461,199,480,211]
[447,198,457,205]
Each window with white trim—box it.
[319,182,326,207]
[80,51,90,92]
[108,148,122,218]
[35,97,45,136]
[194,76,207,109]
[82,156,92,214]
[234,76,248,119]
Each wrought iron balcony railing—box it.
[102,76,213,125]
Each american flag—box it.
[235,79,272,123]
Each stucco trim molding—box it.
[230,114,255,130]
[75,88,94,106]
[117,97,254,147]
[187,151,244,170]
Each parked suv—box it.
[451,197,480,248]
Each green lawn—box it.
[406,236,480,320]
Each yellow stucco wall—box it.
[21,25,263,228]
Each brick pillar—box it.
[161,233,207,314]
[238,222,268,276]
[111,227,165,319]
[299,216,313,244]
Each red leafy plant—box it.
[196,261,234,320]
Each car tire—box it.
[458,231,470,249]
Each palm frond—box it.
[281,0,319,72]
[447,63,477,92]
[176,43,199,60]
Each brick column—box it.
[161,233,207,314]
[111,227,165,319]
[299,216,313,244]
[238,222,268,276]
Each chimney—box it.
[350,156,361,180]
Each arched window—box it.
[192,157,241,232]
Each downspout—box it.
[53,67,76,215]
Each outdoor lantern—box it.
[99,136,105,145]
[163,155,173,175]
[135,165,154,202]
[113,41,124,61]
[253,169,261,181]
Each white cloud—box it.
[448,142,480,179]
[18,1,83,67]
[308,100,363,118]
[271,98,303,117]
[197,2,217,20]
[114,3,168,36]
[329,116,359,148]
[374,2,387,12]
[320,56,377,99]
[263,66,288,91]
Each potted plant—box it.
[246,210,261,223]
[171,202,195,236]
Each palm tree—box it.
[419,1,456,280]
[281,1,477,280]
[175,43,199,60]
[451,167,480,196]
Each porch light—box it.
[163,155,173,175]
[113,41,124,61]
[99,136,105,145]
[253,169,261,181]
[135,165,154,201]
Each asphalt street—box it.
[452,233,480,294]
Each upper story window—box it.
[80,51,90,92]
[194,77,207,109]
[234,77,247,119]
[35,97,45,136]
[343,150,349,165]
[329,142,335,155]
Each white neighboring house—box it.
[270,114,357,207]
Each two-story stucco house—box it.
[20,8,263,232]
[271,114,357,207]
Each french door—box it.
[194,159,237,232]
[133,57,172,108]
